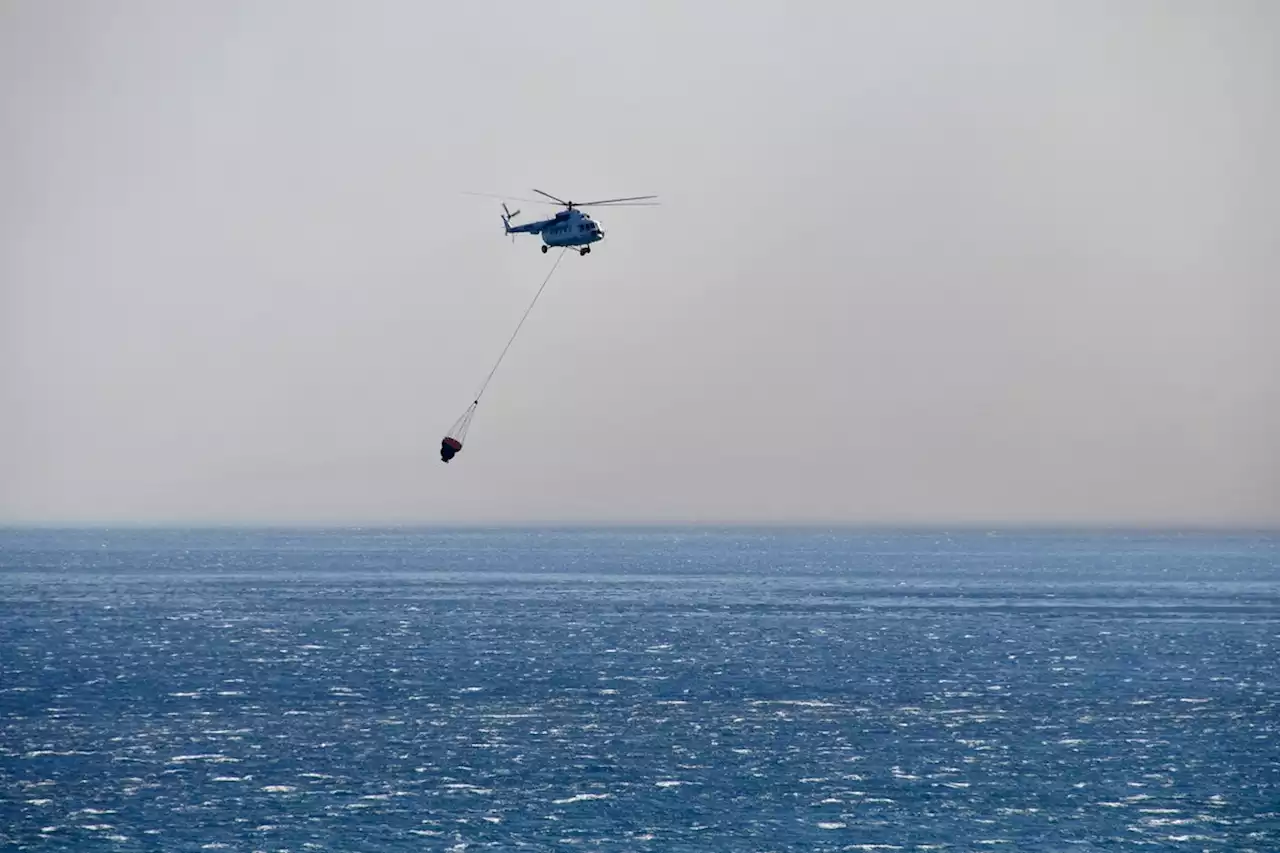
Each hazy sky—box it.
[2,1,1277,526]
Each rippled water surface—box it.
[2,528,1277,852]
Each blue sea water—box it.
[1,528,1277,852]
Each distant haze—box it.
[2,1,1277,527]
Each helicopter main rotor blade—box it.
[463,189,659,208]
[532,188,571,205]
[462,191,559,206]
[576,195,659,206]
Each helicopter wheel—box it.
[541,245,548,254]
[580,247,590,256]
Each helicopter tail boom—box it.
[500,203,546,237]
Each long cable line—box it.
[471,247,567,405]
[440,248,567,461]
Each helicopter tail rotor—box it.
[501,203,521,240]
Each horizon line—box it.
[2,519,1278,535]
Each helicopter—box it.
[477,188,658,256]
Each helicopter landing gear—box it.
[541,245,548,254]
[579,247,591,256]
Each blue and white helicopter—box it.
[484,188,658,256]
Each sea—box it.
[1,527,1276,852]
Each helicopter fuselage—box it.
[505,208,604,252]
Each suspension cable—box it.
[470,247,568,405]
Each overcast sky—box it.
[2,1,1277,526]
